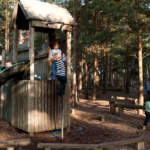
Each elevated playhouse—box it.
[0,0,74,134]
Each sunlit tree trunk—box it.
[92,57,98,100]
[78,60,83,91]
[85,62,89,99]
[138,28,144,115]
[72,24,78,106]
[5,0,9,59]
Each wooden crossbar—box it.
[38,134,150,150]
[114,104,144,109]
[0,138,31,150]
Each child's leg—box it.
[144,111,150,126]
[50,62,56,79]
[56,76,66,97]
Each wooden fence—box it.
[0,79,69,134]
[109,96,144,115]
[38,134,150,150]
[0,138,30,150]
[0,136,150,150]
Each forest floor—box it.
[0,90,150,150]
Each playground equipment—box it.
[0,0,74,135]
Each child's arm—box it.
[62,53,66,62]
[49,50,54,61]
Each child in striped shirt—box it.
[49,41,62,79]
[54,53,66,97]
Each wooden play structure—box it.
[0,0,74,134]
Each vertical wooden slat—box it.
[38,80,41,131]
[25,80,28,131]
[51,80,55,130]
[34,80,38,133]
[41,80,45,131]
[45,82,49,129]
[28,80,35,133]
[48,80,52,129]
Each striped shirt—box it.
[55,58,66,77]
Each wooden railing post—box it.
[45,148,51,150]
[137,142,145,150]
[7,147,14,150]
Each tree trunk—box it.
[108,55,112,87]
[78,60,83,92]
[72,25,78,106]
[138,28,144,115]
[85,62,89,99]
[92,57,98,100]
[5,0,9,57]
[125,47,130,93]
[103,51,106,93]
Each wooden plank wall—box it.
[27,80,63,133]
[34,61,49,79]
[0,80,68,133]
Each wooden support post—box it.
[29,23,35,80]
[45,148,51,150]
[7,147,14,150]
[95,148,103,150]
[2,48,6,66]
[65,31,72,131]
[115,106,119,114]
[109,100,116,114]
[13,27,18,63]
[137,142,145,150]
[118,107,123,116]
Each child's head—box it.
[53,53,59,61]
[53,41,59,49]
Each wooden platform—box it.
[0,80,70,133]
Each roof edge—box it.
[18,0,29,20]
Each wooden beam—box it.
[12,2,18,29]
[29,23,35,80]
[7,147,14,150]
[0,138,31,148]
[31,20,72,31]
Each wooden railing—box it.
[0,138,30,150]
[38,134,150,150]
[0,135,150,150]
[109,96,144,115]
